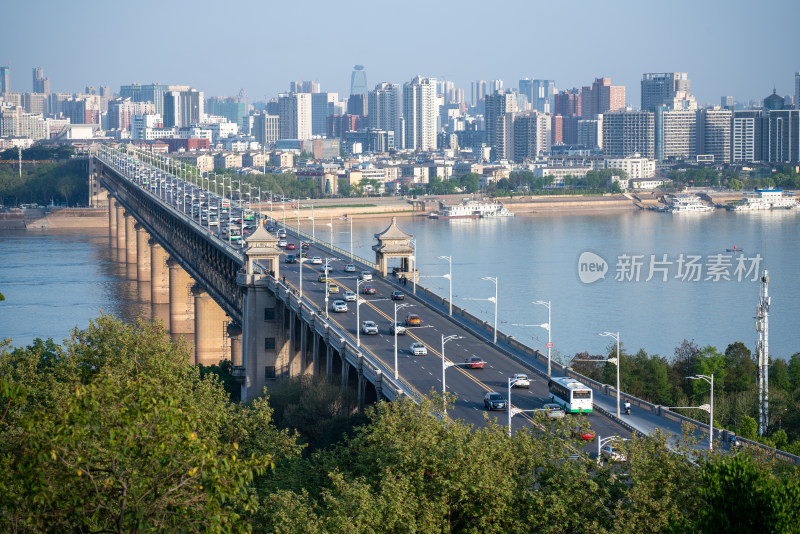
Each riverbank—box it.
[0,207,108,230]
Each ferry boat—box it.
[730,189,799,211]
[667,194,714,214]
[429,200,515,219]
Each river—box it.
[1,210,798,361]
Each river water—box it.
[1,210,799,360]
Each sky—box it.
[2,0,798,107]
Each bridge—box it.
[87,144,798,461]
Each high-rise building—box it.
[32,67,49,94]
[520,79,556,113]
[278,92,312,140]
[767,109,800,163]
[290,81,320,93]
[252,113,280,149]
[697,108,732,163]
[471,80,487,107]
[763,89,785,111]
[721,96,734,110]
[513,111,550,161]
[205,95,248,129]
[108,98,156,131]
[581,78,625,119]
[350,65,368,98]
[795,73,800,111]
[655,108,697,162]
[641,73,692,112]
[555,89,581,117]
[732,110,764,162]
[485,90,517,160]
[602,110,655,159]
[490,80,504,93]
[22,93,47,115]
[310,92,339,136]
[403,76,438,151]
[368,82,401,148]
[0,107,49,140]
[119,83,170,116]
[577,117,603,149]
[162,88,203,128]
[0,66,10,93]
[62,95,102,125]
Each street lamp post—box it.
[394,303,413,379]
[410,238,417,295]
[441,334,464,417]
[438,255,452,316]
[482,277,498,344]
[598,331,621,418]
[513,300,552,376]
[688,374,715,451]
[355,278,366,347]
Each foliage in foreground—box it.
[2,317,800,533]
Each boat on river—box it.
[429,200,515,219]
[730,189,799,211]
[667,195,714,213]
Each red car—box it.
[286,243,296,250]
[362,285,376,295]
[405,314,422,327]
[571,426,596,441]
[391,291,405,300]
[301,242,310,250]
[464,357,485,369]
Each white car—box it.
[511,373,530,388]
[360,271,373,281]
[409,342,427,356]
[332,300,348,313]
[344,264,356,272]
[278,239,288,247]
[361,321,378,335]
[600,444,627,462]
[389,321,406,335]
[343,291,357,302]
[311,257,323,265]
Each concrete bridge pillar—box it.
[135,223,151,283]
[312,331,320,376]
[300,321,310,375]
[289,310,300,376]
[108,196,117,242]
[115,203,126,261]
[227,322,243,367]
[167,258,195,351]
[123,211,137,264]
[374,371,383,402]
[357,365,366,415]
[191,284,227,366]
[326,343,334,381]
[149,240,170,328]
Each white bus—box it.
[548,377,593,413]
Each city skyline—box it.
[1,0,798,106]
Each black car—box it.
[285,254,297,264]
[391,291,405,300]
[483,392,507,411]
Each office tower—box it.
[278,92,312,139]
[205,95,248,129]
[252,113,280,148]
[290,81,320,93]
[350,65,368,98]
[346,94,366,117]
[519,79,556,113]
[471,80,487,107]
[767,109,800,163]
[368,82,402,148]
[0,66,10,93]
[403,76,438,151]
[581,78,625,119]
[490,79,504,93]
[119,83,170,116]
[513,111,550,161]
[485,90,518,160]
[655,108,697,162]
[311,92,339,136]
[641,72,692,111]
[721,96,734,109]
[602,110,655,159]
[32,67,50,94]
[696,108,732,163]
[62,95,102,124]
[732,110,764,162]
[0,107,49,140]
[796,73,800,111]
[162,88,204,128]
[555,89,581,117]
[763,89,785,111]
[438,80,456,104]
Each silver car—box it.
[409,342,427,356]
[361,321,378,334]
[332,300,348,313]
[343,291,357,302]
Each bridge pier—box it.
[107,194,117,242]
[124,212,137,279]
[312,330,320,376]
[114,202,126,262]
[167,258,195,352]
[326,343,334,382]
[135,223,151,283]
[149,240,170,328]
[192,284,228,366]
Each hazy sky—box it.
[3,0,798,107]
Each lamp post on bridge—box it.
[598,331,621,419]
[394,303,413,380]
[438,255,452,316]
[441,334,464,417]
[513,299,552,377]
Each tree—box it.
[692,454,800,533]
[738,415,758,440]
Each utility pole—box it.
[756,270,770,436]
